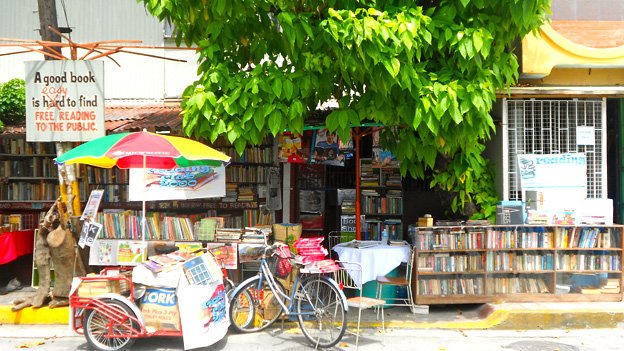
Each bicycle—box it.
[228,243,348,349]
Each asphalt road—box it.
[1,325,623,351]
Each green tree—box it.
[0,78,26,128]
[138,0,550,219]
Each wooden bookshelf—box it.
[360,158,403,241]
[0,135,276,240]
[411,225,624,304]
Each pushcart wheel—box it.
[84,299,137,351]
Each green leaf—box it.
[253,108,265,130]
[282,79,294,100]
[268,110,283,135]
[206,91,217,107]
[272,79,283,99]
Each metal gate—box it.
[503,98,607,201]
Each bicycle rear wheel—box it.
[229,276,285,333]
[296,276,347,349]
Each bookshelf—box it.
[411,225,624,304]
[360,158,403,241]
[0,134,276,239]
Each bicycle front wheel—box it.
[296,276,347,349]
[229,276,285,333]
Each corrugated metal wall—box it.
[0,0,163,45]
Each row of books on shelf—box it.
[414,231,484,250]
[362,220,402,241]
[557,227,617,249]
[418,251,620,273]
[217,146,272,164]
[95,210,273,241]
[226,165,268,183]
[1,159,58,178]
[489,277,550,294]
[417,277,485,295]
[485,252,554,271]
[418,253,485,272]
[86,185,128,203]
[0,182,59,201]
[412,227,619,250]
[361,193,402,214]
[0,139,56,155]
[556,253,621,271]
[85,167,129,184]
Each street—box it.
[0,325,622,351]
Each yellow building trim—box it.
[522,23,624,78]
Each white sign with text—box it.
[25,60,105,142]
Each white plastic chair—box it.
[334,260,386,349]
[375,247,416,313]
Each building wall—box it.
[0,0,199,102]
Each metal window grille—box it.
[503,98,606,201]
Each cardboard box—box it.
[140,287,181,332]
[417,216,433,227]
[272,223,302,253]
[77,279,121,297]
[495,201,525,225]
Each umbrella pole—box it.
[142,154,147,244]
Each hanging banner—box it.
[266,166,282,210]
[129,165,226,201]
[25,60,105,142]
[517,153,587,191]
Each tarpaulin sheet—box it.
[0,229,34,265]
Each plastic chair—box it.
[334,260,386,349]
[375,247,416,313]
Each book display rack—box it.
[0,135,276,238]
[411,225,624,304]
[360,158,403,241]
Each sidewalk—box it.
[2,287,624,330]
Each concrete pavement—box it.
[2,287,624,330]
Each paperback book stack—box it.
[142,250,196,273]
[242,226,272,244]
[237,186,256,202]
[215,228,242,243]
[223,183,238,202]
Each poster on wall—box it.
[129,165,226,201]
[310,128,353,166]
[372,129,399,168]
[277,131,312,163]
[25,60,105,142]
[266,166,282,210]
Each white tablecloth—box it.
[333,242,411,287]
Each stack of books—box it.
[223,183,238,202]
[142,250,196,273]
[238,186,256,202]
[215,228,242,242]
[242,226,272,244]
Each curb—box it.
[2,303,624,330]
[0,306,69,325]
